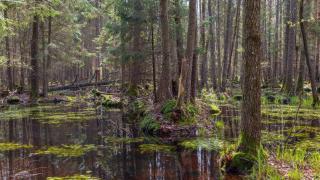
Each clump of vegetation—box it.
[209,104,221,115]
[161,99,176,116]
[139,144,175,153]
[139,115,160,135]
[179,138,222,151]
[35,144,96,157]
[128,99,146,118]
[0,142,33,152]
[287,168,304,180]
[102,98,122,109]
[225,152,257,175]
[47,174,100,180]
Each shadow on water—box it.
[0,103,318,179]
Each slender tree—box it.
[221,0,233,91]
[30,1,40,102]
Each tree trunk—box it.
[238,0,262,155]
[283,0,297,95]
[299,0,319,106]
[296,47,305,94]
[228,0,242,80]
[158,0,172,102]
[208,0,217,89]
[30,2,40,102]
[191,22,198,103]
[221,0,233,91]
[216,0,222,89]
[177,0,196,107]
[200,0,208,90]
[174,0,184,83]
[4,9,13,91]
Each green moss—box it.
[139,144,175,153]
[139,115,160,135]
[0,142,33,152]
[262,105,320,120]
[35,144,96,157]
[47,175,99,180]
[179,138,222,151]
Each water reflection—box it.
[0,104,224,179]
[0,103,318,179]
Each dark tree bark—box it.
[299,0,319,106]
[158,0,172,102]
[283,0,297,95]
[129,0,144,95]
[238,0,262,155]
[174,0,184,81]
[30,2,40,102]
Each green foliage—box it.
[139,115,160,135]
[0,142,32,152]
[35,144,96,157]
[215,120,224,129]
[209,104,221,115]
[287,168,304,180]
[161,99,177,115]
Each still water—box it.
[0,103,318,179]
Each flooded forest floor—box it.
[0,84,319,179]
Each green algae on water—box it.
[104,136,144,144]
[139,144,175,153]
[179,138,223,151]
[35,144,96,157]
[0,142,33,152]
[47,174,100,180]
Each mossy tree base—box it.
[225,152,256,175]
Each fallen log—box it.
[48,80,118,92]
